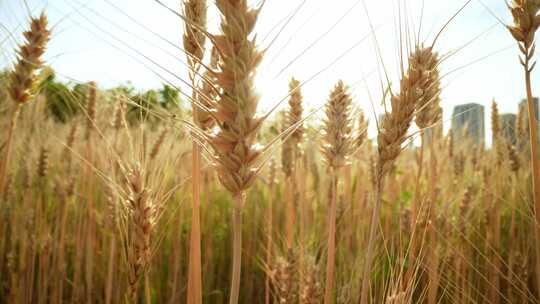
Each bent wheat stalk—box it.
[360,64,418,304]
[411,45,442,304]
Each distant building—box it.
[500,113,517,145]
[519,97,539,122]
[452,103,485,145]
[519,97,540,142]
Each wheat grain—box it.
[300,255,321,304]
[272,254,298,304]
[321,80,354,169]
[112,94,127,130]
[491,100,500,141]
[356,111,368,149]
[124,164,155,303]
[287,77,304,148]
[183,0,207,65]
[412,46,441,130]
[8,13,50,107]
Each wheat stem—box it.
[0,106,21,194]
[506,3,540,298]
[265,160,276,304]
[524,60,540,301]
[188,139,203,304]
[324,172,338,304]
[427,139,439,304]
[406,137,424,286]
[183,0,207,301]
[229,192,245,304]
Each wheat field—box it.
[0,0,540,303]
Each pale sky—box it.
[0,0,530,142]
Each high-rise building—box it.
[519,97,540,143]
[500,113,517,145]
[519,97,539,122]
[452,103,485,145]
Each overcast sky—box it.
[0,0,530,142]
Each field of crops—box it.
[1,0,540,303]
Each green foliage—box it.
[17,67,186,125]
[126,84,183,126]
[159,84,182,109]
[41,72,81,123]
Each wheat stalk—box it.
[0,13,50,195]
[356,112,368,149]
[397,44,442,298]
[507,1,540,298]
[321,80,354,304]
[112,94,127,131]
[361,55,419,304]
[183,1,208,303]
[204,1,264,303]
[288,78,305,148]
[122,164,155,303]
[414,46,442,304]
[281,88,303,250]
[288,77,307,289]
[81,81,98,304]
[491,100,500,142]
[265,159,276,304]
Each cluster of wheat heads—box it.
[2,2,540,304]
